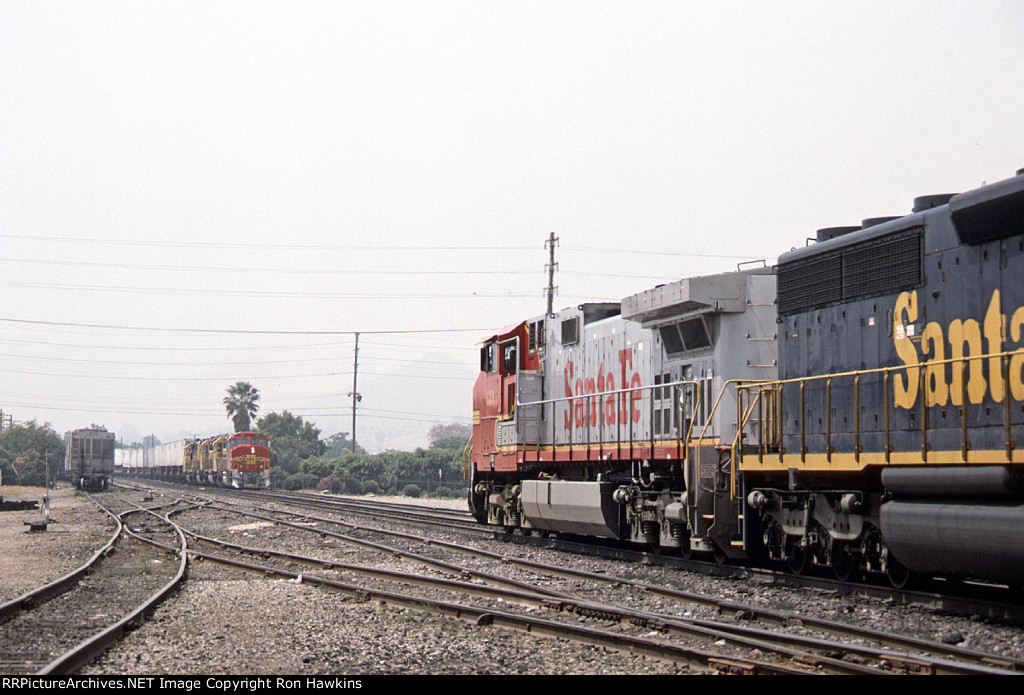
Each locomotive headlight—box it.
[251,446,255,453]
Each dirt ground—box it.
[0,485,116,603]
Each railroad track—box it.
[129,500,820,673]
[226,483,1024,624]
[113,482,1024,675]
[0,489,188,675]
[243,488,481,531]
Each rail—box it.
[0,497,123,624]
[35,495,189,675]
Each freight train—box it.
[117,431,271,489]
[66,427,116,491]
[470,166,1024,589]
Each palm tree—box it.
[224,382,260,432]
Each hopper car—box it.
[66,426,115,491]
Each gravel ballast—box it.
[7,486,1024,675]
[0,485,116,603]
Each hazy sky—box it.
[2,1,1023,450]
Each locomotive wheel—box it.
[886,557,915,590]
[678,533,692,560]
[467,470,488,524]
[787,542,808,574]
[470,500,487,525]
[831,544,856,582]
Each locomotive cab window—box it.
[561,317,579,346]
[480,342,496,373]
[659,325,684,354]
[528,319,545,353]
[659,316,713,356]
[502,342,518,373]
[679,317,712,350]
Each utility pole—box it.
[545,232,559,316]
[348,333,361,452]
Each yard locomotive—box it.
[470,166,1024,588]
[66,426,116,491]
[117,431,270,489]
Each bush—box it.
[362,480,381,495]
[283,473,320,491]
[402,484,422,498]
[318,474,343,494]
[269,468,289,489]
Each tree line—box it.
[0,380,472,498]
[0,416,471,499]
[258,413,470,498]
[222,382,471,497]
[0,420,64,487]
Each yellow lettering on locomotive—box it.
[893,290,919,409]
[948,318,985,405]
[1011,306,1024,401]
[894,288,1023,410]
[985,290,1006,403]
[921,321,948,407]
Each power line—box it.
[563,244,762,260]
[0,334,480,354]
[0,350,472,369]
[2,233,764,261]
[0,401,471,426]
[0,368,337,382]
[0,366,475,382]
[0,256,673,281]
[0,280,534,300]
[0,317,494,336]
[0,336,355,352]
[0,351,336,368]
[303,411,470,425]
[0,256,544,277]
[0,233,537,252]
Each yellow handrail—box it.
[462,438,473,483]
[734,347,1024,469]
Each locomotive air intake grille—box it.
[778,227,922,316]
